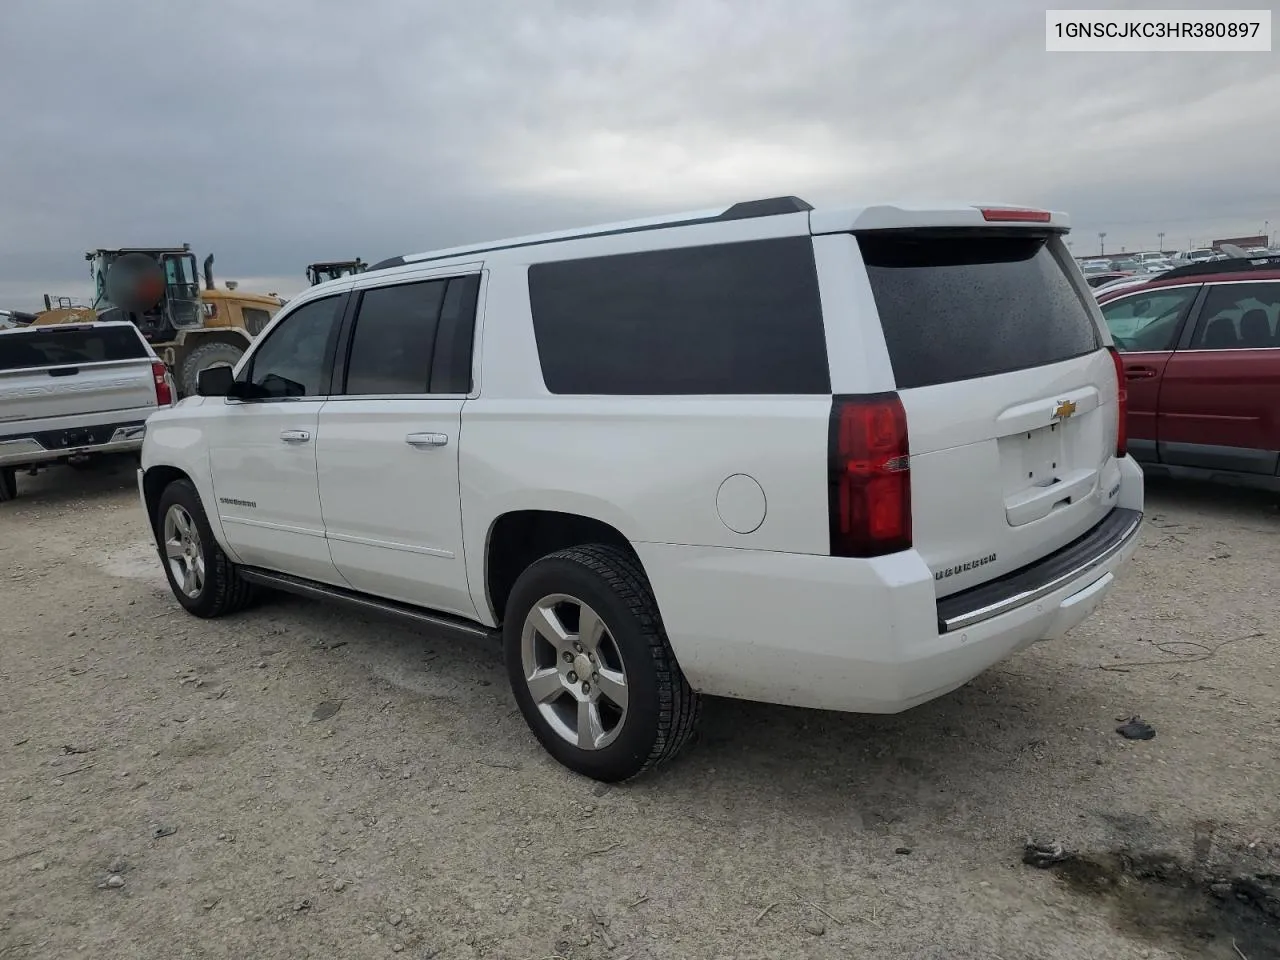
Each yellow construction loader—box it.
[31,246,285,396]
[305,258,367,285]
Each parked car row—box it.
[1080,255,1175,284]
[1084,271,1132,289]
[1081,246,1279,277]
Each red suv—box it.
[1097,255,1280,492]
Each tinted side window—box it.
[1101,287,1198,352]
[1190,282,1280,350]
[244,295,343,398]
[861,233,1100,389]
[344,280,446,395]
[430,274,481,394]
[528,238,830,395]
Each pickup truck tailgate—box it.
[0,325,157,424]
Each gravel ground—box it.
[1,459,1277,960]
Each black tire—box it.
[178,342,244,397]
[154,479,256,618]
[0,467,16,503]
[504,544,701,782]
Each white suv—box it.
[139,196,1144,782]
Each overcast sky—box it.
[1,0,1277,309]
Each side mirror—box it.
[196,365,235,397]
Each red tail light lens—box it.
[1107,346,1127,458]
[829,393,912,557]
[152,360,173,406]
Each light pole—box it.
[1158,231,1165,253]
[1099,232,1106,257]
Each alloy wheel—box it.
[162,503,205,598]
[520,593,630,750]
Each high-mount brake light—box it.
[828,394,912,558]
[979,208,1052,223]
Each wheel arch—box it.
[141,464,193,537]
[140,463,240,562]
[483,509,644,624]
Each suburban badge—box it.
[934,553,998,581]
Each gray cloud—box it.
[1,0,1277,307]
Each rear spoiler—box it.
[810,204,1070,235]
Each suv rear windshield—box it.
[859,232,1100,390]
[0,326,148,372]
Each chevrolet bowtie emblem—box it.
[1054,399,1077,420]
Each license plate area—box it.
[999,421,1067,496]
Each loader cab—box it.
[305,259,367,286]
[89,246,203,343]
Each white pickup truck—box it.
[0,321,174,502]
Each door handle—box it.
[405,432,448,448]
[1126,367,1157,380]
[279,429,311,443]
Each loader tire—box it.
[179,342,244,397]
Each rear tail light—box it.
[829,393,912,557]
[1107,346,1127,458]
[978,207,1052,223]
[152,360,173,406]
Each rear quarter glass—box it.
[527,236,831,395]
[858,231,1100,390]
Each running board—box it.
[238,567,497,641]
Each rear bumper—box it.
[936,507,1142,633]
[636,462,1145,714]
[0,421,147,467]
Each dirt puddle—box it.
[1038,845,1278,958]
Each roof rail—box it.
[1160,253,1280,281]
[365,195,814,273]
